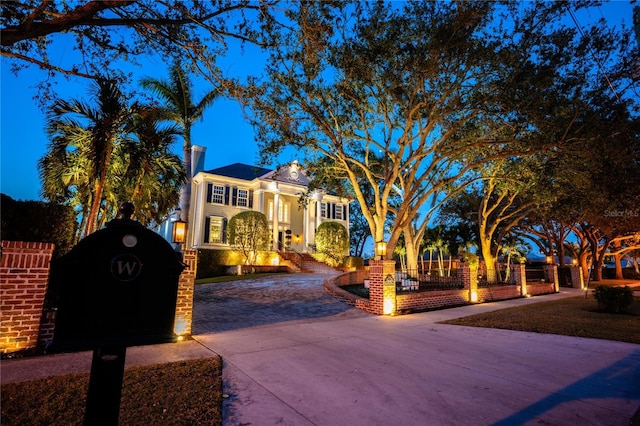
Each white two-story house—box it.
[183,147,350,253]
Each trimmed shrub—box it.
[343,256,365,269]
[594,285,634,313]
[315,221,349,267]
[227,211,270,265]
[196,248,280,279]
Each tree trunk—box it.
[180,131,192,223]
[481,240,498,283]
[405,237,419,272]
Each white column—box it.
[272,192,280,251]
[189,180,204,248]
[258,190,264,212]
[345,200,350,240]
[303,205,309,253]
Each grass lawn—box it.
[1,357,223,426]
[440,295,640,344]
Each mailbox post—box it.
[50,203,185,425]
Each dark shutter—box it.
[222,218,228,243]
[248,190,254,209]
[204,217,211,243]
[343,205,347,220]
[232,187,238,206]
[331,203,336,219]
[206,183,213,203]
[224,185,230,205]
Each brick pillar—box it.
[1,241,55,354]
[543,264,559,292]
[368,260,397,315]
[569,265,584,289]
[174,249,197,337]
[510,263,527,296]
[461,263,478,302]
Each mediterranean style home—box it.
[159,146,351,254]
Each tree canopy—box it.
[237,0,638,270]
[1,0,277,99]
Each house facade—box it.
[184,148,350,253]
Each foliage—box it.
[0,358,222,426]
[343,256,365,269]
[237,1,635,272]
[0,194,76,258]
[594,285,634,314]
[227,211,270,264]
[196,248,279,278]
[315,222,349,267]
[140,62,220,223]
[39,80,185,238]
[1,1,277,101]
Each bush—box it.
[227,211,270,264]
[594,285,634,313]
[1,194,76,259]
[315,222,349,267]
[196,248,280,279]
[343,256,365,269]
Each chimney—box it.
[192,145,207,176]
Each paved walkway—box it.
[2,274,640,426]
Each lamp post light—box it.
[375,241,387,260]
[172,219,187,245]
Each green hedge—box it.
[196,249,280,279]
[343,256,365,268]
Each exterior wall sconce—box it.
[375,241,387,260]
[172,219,187,244]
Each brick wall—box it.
[476,286,521,303]
[1,241,55,354]
[325,263,558,316]
[526,282,556,296]
[174,249,197,337]
[396,290,468,311]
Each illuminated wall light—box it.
[172,219,187,244]
[470,290,478,303]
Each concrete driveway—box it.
[191,274,640,426]
[2,274,638,425]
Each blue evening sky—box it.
[0,1,635,201]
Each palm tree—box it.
[41,83,187,239]
[42,79,132,237]
[500,233,530,282]
[114,107,186,226]
[140,63,220,224]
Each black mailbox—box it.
[51,210,185,351]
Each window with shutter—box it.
[335,204,343,220]
[209,184,224,204]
